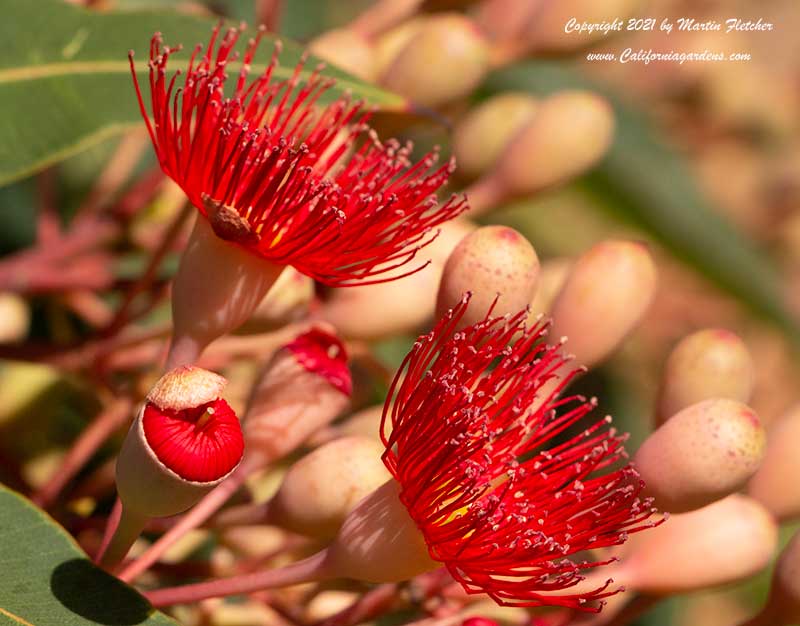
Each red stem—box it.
[144,549,332,607]
[32,398,133,508]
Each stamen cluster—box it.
[381,296,657,609]
[129,25,466,285]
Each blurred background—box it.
[0,1,799,625]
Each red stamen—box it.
[129,27,467,286]
[380,296,659,610]
[143,398,244,483]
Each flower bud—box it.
[635,399,765,513]
[0,292,29,343]
[436,226,540,325]
[268,436,391,539]
[379,14,490,107]
[657,329,754,424]
[116,367,244,518]
[318,219,476,340]
[244,267,314,332]
[339,404,384,440]
[168,214,284,368]
[305,591,359,622]
[469,91,614,212]
[528,257,571,318]
[325,478,437,582]
[749,405,800,521]
[453,93,538,179]
[549,240,656,367]
[620,495,777,594]
[308,28,377,81]
[244,327,352,466]
[374,18,425,77]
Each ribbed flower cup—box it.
[143,296,657,610]
[129,24,467,367]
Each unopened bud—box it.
[436,226,539,325]
[621,495,777,594]
[116,367,244,518]
[749,405,800,521]
[169,214,283,368]
[318,219,476,340]
[309,29,377,81]
[244,327,352,466]
[269,436,391,539]
[754,529,800,625]
[635,399,765,513]
[657,329,754,424]
[305,590,359,622]
[339,404,384,440]
[549,240,656,367]
[0,293,29,343]
[528,257,571,318]
[469,91,614,213]
[379,14,490,107]
[453,93,538,179]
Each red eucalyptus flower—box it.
[380,296,658,609]
[129,24,466,286]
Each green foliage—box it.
[0,0,404,187]
[0,483,176,625]
[484,62,799,343]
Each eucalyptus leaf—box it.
[0,0,405,187]
[0,483,176,625]
[483,62,799,342]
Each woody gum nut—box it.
[379,14,490,107]
[436,226,540,325]
[318,219,476,340]
[495,90,615,198]
[749,405,800,521]
[168,215,283,368]
[549,240,656,367]
[270,436,392,539]
[308,28,377,81]
[635,398,766,513]
[453,93,539,179]
[657,328,754,424]
[621,494,777,594]
[526,0,643,51]
[325,478,437,583]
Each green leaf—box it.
[0,0,405,187]
[0,483,176,626]
[483,62,799,342]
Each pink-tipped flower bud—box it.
[168,214,284,368]
[244,327,352,466]
[657,329,754,424]
[379,14,490,107]
[318,219,476,340]
[749,405,800,521]
[635,399,766,513]
[116,366,244,518]
[245,267,314,332]
[436,226,540,326]
[549,240,656,368]
[620,495,777,594]
[308,28,378,81]
[453,93,539,179]
[468,91,614,214]
[269,436,391,539]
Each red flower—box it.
[129,25,466,286]
[380,296,657,609]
